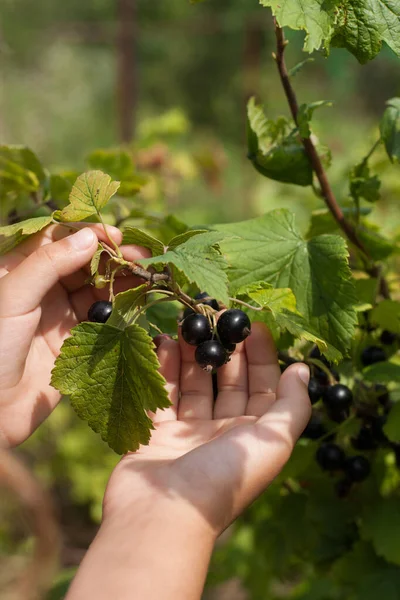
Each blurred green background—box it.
[1,1,400,598]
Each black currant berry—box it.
[316,443,345,471]
[301,413,327,440]
[345,455,371,482]
[335,477,353,499]
[223,341,236,354]
[183,292,220,318]
[361,345,386,367]
[181,314,212,346]
[308,378,323,405]
[380,330,397,345]
[331,369,341,383]
[323,384,353,411]
[195,340,227,372]
[351,426,377,451]
[88,300,113,323]
[217,309,251,344]
[314,368,330,386]
[310,346,331,368]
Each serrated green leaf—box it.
[139,231,230,306]
[56,171,120,222]
[380,98,400,162]
[363,362,400,384]
[370,300,400,334]
[332,1,400,63]
[260,0,335,54]
[361,497,400,565]
[384,403,400,443]
[247,98,313,186]
[107,285,148,330]
[0,215,53,256]
[122,227,165,256]
[217,210,357,360]
[167,229,207,250]
[297,101,331,138]
[90,244,104,276]
[51,322,170,454]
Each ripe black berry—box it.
[327,406,350,423]
[323,384,353,411]
[308,378,323,405]
[361,345,386,367]
[195,340,227,372]
[345,456,371,482]
[351,426,377,451]
[380,330,397,345]
[217,309,251,344]
[314,368,330,386]
[181,314,212,346]
[183,292,220,318]
[316,443,345,471]
[223,341,236,353]
[301,413,327,440]
[88,300,113,323]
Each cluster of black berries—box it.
[182,301,251,372]
[316,443,371,497]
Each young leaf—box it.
[138,231,230,305]
[51,322,170,454]
[217,210,357,359]
[90,244,104,276]
[56,171,120,222]
[122,227,165,256]
[380,98,400,163]
[297,101,332,139]
[361,498,400,565]
[237,282,297,315]
[167,229,207,250]
[107,285,148,330]
[0,215,53,256]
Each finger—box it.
[213,342,248,419]
[177,329,213,420]
[0,228,98,318]
[149,337,181,422]
[245,322,281,417]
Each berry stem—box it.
[228,297,263,311]
[273,20,390,300]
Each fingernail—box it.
[69,228,96,250]
[297,364,310,386]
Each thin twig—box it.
[273,21,390,299]
[228,297,263,311]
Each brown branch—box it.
[273,22,390,299]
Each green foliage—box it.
[51,321,170,454]
[380,98,400,163]
[0,215,53,255]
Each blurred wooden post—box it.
[116,0,137,143]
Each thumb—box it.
[0,228,98,317]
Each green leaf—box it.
[146,301,181,337]
[0,215,53,256]
[259,0,335,54]
[354,566,400,600]
[90,244,104,276]
[139,231,230,306]
[354,278,378,311]
[380,98,400,162]
[363,362,400,384]
[49,173,76,208]
[361,497,400,565]
[357,222,395,261]
[107,286,148,330]
[56,171,120,222]
[384,403,400,443]
[51,322,170,454]
[217,210,357,360]
[288,58,315,78]
[167,229,208,250]
[306,207,371,239]
[237,282,297,316]
[297,101,332,139]
[370,300,400,334]
[332,1,400,64]
[350,162,381,203]
[247,98,313,187]
[87,149,147,197]
[0,145,46,194]
[122,227,165,256]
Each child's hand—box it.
[104,323,311,538]
[0,224,147,447]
